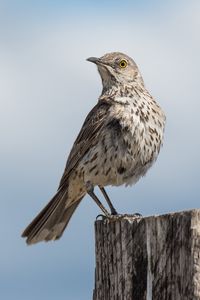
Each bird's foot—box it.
[121,212,142,218]
[132,212,142,217]
[96,212,142,221]
[111,208,118,215]
[96,214,107,220]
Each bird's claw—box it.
[96,214,107,220]
[96,212,142,221]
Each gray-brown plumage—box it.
[22,52,166,245]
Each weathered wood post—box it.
[93,209,200,300]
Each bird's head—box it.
[87,52,144,89]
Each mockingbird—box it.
[22,52,166,245]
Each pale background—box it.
[0,0,199,299]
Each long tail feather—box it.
[22,187,83,245]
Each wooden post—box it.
[93,209,200,300]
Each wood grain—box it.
[93,210,200,300]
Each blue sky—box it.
[1,0,200,299]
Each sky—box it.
[0,0,200,299]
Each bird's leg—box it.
[98,186,118,215]
[86,182,111,217]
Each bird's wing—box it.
[58,100,112,189]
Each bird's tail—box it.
[21,187,84,245]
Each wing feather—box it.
[58,100,112,189]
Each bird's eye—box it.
[119,59,128,68]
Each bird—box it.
[22,52,166,245]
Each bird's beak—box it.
[86,57,102,65]
[86,57,105,65]
[87,57,112,69]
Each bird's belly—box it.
[118,133,160,186]
[81,128,160,188]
